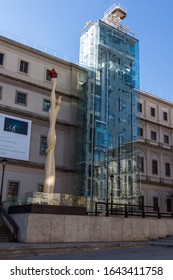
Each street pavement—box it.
[0,236,173,260]
[11,245,173,260]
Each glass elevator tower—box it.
[77,4,140,211]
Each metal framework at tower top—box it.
[103,3,127,25]
[102,3,135,36]
[82,3,134,36]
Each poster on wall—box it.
[0,113,32,161]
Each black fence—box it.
[95,202,173,219]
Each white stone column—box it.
[43,74,62,193]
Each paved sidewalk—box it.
[0,235,173,248]
[150,236,173,248]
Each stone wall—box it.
[11,213,173,243]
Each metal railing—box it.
[0,204,18,241]
[95,202,173,219]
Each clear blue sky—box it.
[1,0,173,101]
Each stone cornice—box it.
[138,140,173,152]
[140,116,173,130]
[0,104,78,128]
[2,158,76,173]
[0,73,79,101]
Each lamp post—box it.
[110,174,114,215]
[0,158,7,204]
[106,179,109,216]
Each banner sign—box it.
[0,113,32,161]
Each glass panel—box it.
[8,192,86,207]
[43,99,50,111]
[77,20,140,211]
[40,136,47,155]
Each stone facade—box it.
[138,91,173,212]
[0,36,85,201]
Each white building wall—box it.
[139,92,173,212]
[0,36,82,202]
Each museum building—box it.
[0,4,173,213]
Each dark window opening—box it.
[137,102,142,112]
[165,162,171,177]
[19,60,29,73]
[0,53,4,65]
[16,92,27,105]
[164,135,169,144]
[151,107,155,117]
[153,197,158,211]
[151,131,157,141]
[163,112,168,121]
[152,160,158,175]
[37,184,44,192]
[166,199,171,212]
[46,69,52,81]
